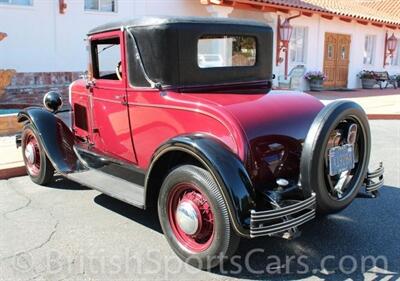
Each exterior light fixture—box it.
[59,0,67,14]
[383,32,398,66]
[276,14,301,79]
[0,32,7,41]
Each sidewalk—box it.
[307,88,400,119]
[0,136,25,179]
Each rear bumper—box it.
[249,163,384,238]
[365,162,384,193]
[250,193,316,238]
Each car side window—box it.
[91,37,122,80]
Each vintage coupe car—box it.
[17,17,383,269]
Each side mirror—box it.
[43,91,63,113]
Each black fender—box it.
[145,134,257,237]
[17,107,80,174]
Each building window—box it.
[0,0,32,5]
[289,26,308,64]
[85,0,117,12]
[392,44,400,66]
[363,35,376,65]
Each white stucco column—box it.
[206,5,234,18]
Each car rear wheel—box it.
[21,124,54,185]
[300,101,371,214]
[158,165,240,269]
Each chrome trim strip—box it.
[250,210,315,237]
[249,193,316,238]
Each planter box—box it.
[309,79,324,91]
[361,78,376,89]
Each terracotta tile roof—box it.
[362,0,400,19]
[249,0,400,26]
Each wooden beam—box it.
[372,22,384,27]
[386,25,397,30]
[302,11,313,17]
[357,20,368,25]
[340,17,352,23]
[321,14,333,20]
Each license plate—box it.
[329,144,355,176]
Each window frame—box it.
[289,26,308,64]
[84,0,117,13]
[89,33,125,84]
[363,35,376,65]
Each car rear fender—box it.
[17,107,80,174]
[145,134,257,237]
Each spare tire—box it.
[300,101,371,214]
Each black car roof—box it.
[88,16,269,35]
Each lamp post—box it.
[383,32,398,67]
[276,15,297,79]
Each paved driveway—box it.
[1,121,399,280]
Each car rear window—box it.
[197,35,256,68]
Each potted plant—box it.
[304,71,326,91]
[358,70,376,89]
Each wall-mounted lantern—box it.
[0,32,7,42]
[59,0,67,14]
[276,13,301,79]
[383,32,398,67]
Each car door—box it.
[89,31,137,163]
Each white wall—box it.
[0,0,209,73]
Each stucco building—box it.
[1,0,400,103]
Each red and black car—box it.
[17,17,383,269]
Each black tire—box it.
[158,165,240,270]
[300,101,371,214]
[21,124,54,185]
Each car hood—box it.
[184,90,324,189]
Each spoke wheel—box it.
[323,117,366,201]
[300,101,371,214]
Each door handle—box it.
[115,95,128,106]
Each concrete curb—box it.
[0,166,26,180]
[368,114,400,120]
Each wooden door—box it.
[323,33,351,88]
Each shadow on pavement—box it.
[47,175,91,190]
[94,193,162,233]
[93,185,400,280]
[214,185,400,280]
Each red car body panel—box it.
[70,29,324,188]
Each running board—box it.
[66,169,145,208]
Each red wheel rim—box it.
[167,183,215,253]
[23,131,41,177]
